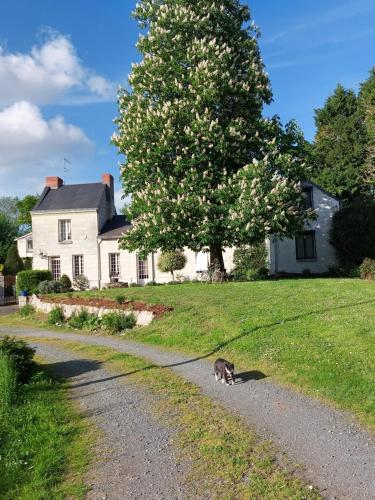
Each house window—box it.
[27,239,33,251]
[302,187,313,209]
[109,253,120,279]
[73,255,84,277]
[138,257,149,280]
[296,231,317,260]
[58,220,72,242]
[49,256,61,280]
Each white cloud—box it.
[0,101,93,196]
[0,32,116,106]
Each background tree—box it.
[157,251,187,282]
[0,213,18,264]
[4,243,24,275]
[16,195,39,233]
[330,199,375,268]
[114,0,311,270]
[312,84,367,199]
[359,68,375,189]
[0,197,19,223]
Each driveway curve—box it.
[2,326,375,500]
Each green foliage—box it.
[0,354,17,413]
[73,274,90,291]
[114,0,310,262]
[330,199,375,267]
[68,309,90,329]
[0,196,19,223]
[23,257,32,270]
[47,307,65,325]
[38,280,64,294]
[4,243,24,275]
[157,251,187,281]
[59,274,72,292]
[359,258,375,280]
[115,294,126,304]
[312,84,367,198]
[15,194,39,232]
[101,312,136,333]
[359,68,375,187]
[0,213,18,264]
[16,269,52,295]
[19,304,35,317]
[0,336,35,384]
[0,365,89,499]
[233,242,268,279]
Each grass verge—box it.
[0,352,93,500]
[30,337,321,499]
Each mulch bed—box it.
[39,295,173,317]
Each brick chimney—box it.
[102,173,116,217]
[46,176,63,189]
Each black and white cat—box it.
[214,358,235,386]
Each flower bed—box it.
[28,295,173,327]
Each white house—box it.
[16,174,340,287]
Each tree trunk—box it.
[210,244,225,272]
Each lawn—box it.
[76,278,375,429]
[1,278,374,430]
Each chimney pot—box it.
[46,176,63,189]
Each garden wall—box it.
[26,295,154,326]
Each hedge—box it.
[16,270,52,295]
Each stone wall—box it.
[28,295,154,326]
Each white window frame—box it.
[49,256,61,281]
[138,257,149,280]
[72,255,84,278]
[109,253,120,279]
[58,219,72,242]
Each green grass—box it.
[76,279,375,430]
[0,357,92,499]
[2,278,374,430]
[32,338,320,499]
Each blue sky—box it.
[0,0,374,204]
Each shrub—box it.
[47,307,65,325]
[4,243,24,275]
[23,257,32,270]
[19,304,35,317]
[16,270,52,295]
[68,309,90,329]
[0,336,35,384]
[331,199,375,268]
[82,314,101,331]
[232,243,268,281]
[114,294,126,304]
[38,280,64,294]
[129,283,140,287]
[0,353,17,412]
[359,258,375,280]
[73,274,90,291]
[59,274,72,292]
[101,312,136,333]
[157,251,187,282]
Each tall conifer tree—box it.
[114,0,310,268]
[359,68,375,189]
[312,84,367,198]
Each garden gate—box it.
[0,274,17,305]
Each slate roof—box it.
[32,183,108,211]
[100,215,132,240]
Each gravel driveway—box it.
[31,341,187,500]
[3,327,375,500]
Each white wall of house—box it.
[16,234,34,260]
[31,210,101,288]
[268,184,340,275]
